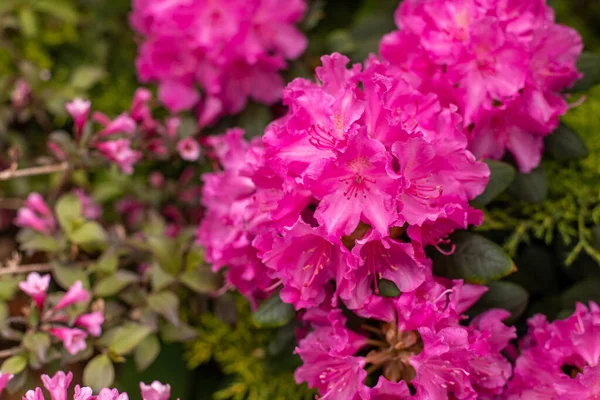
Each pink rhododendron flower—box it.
[380,0,583,172]
[15,193,56,234]
[177,137,201,161]
[54,281,90,310]
[19,272,51,310]
[295,280,514,400]
[505,302,600,399]
[74,311,104,337]
[49,327,88,355]
[0,372,12,397]
[66,98,91,138]
[131,0,308,125]
[97,139,142,174]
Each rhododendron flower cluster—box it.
[18,371,175,400]
[19,274,101,355]
[380,0,583,172]
[198,53,489,310]
[505,302,600,399]
[294,279,515,399]
[131,0,308,125]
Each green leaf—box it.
[237,102,273,138]
[0,302,8,331]
[509,166,548,204]
[0,280,20,301]
[17,230,61,253]
[105,323,152,355]
[34,0,78,23]
[560,278,600,312]
[1,355,27,374]
[83,354,115,391]
[571,52,600,92]
[432,231,516,284]
[91,250,119,274]
[147,236,182,275]
[159,322,197,342]
[71,66,106,90]
[151,264,176,292]
[252,294,295,328]
[134,334,160,371]
[94,271,138,297]
[468,281,529,324]
[22,332,50,369]
[52,263,89,290]
[148,291,180,326]
[18,7,37,37]
[180,266,219,294]
[472,160,515,207]
[70,221,107,245]
[545,123,589,161]
[376,278,401,297]
[55,194,83,234]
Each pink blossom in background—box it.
[380,0,583,172]
[96,139,142,174]
[97,113,137,137]
[177,137,201,161]
[15,192,57,234]
[54,281,90,310]
[505,302,600,399]
[23,370,175,400]
[0,372,12,397]
[74,312,104,337]
[49,327,88,355]
[130,0,308,126]
[11,79,31,108]
[19,272,51,310]
[66,98,91,138]
[74,189,102,220]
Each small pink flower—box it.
[99,113,136,137]
[11,79,31,108]
[177,137,201,161]
[54,281,90,310]
[131,87,153,121]
[41,371,73,400]
[75,311,104,337]
[74,385,94,400]
[140,381,171,400]
[73,189,102,220]
[66,98,91,138]
[96,388,129,400]
[19,272,51,310]
[49,327,88,355]
[23,387,45,400]
[14,193,56,234]
[0,372,13,397]
[97,139,142,174]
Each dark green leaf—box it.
[472,160,515,207]
[376,278,401,297]
[134,334,160,371]
[159,322,197,342]
[94,270,138,297]
[545,123,589,161]
[252,294,295,328]
[509,166,547,204]
[571,52,600,92]
[560,278,600,312]
[468,281,529,324]
[180,265,219,294]
[432,231,516,284]
[22,332,50,369]
[83,354,115,391]
[147,291,180,326]
[147,236,182,275]
[151,264,176,292]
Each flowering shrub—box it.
[1,0,600,398]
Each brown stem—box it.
[0,347,20,359]
[0,263,54,275]
[0,162,69,181]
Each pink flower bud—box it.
[54,281,90,310]
[14,193,56,234]
[19,272,51,310]
[140,381,171,400]
[177,137,200,161]
[97,139,142,175]
[75,311,104,337]
[131,88,153,121]
[41,371,73,400]
[48,140,68,161]
[66,98,91,138]
[0,372,13,397]
[49,327,88,355]
[73,189,102,220]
